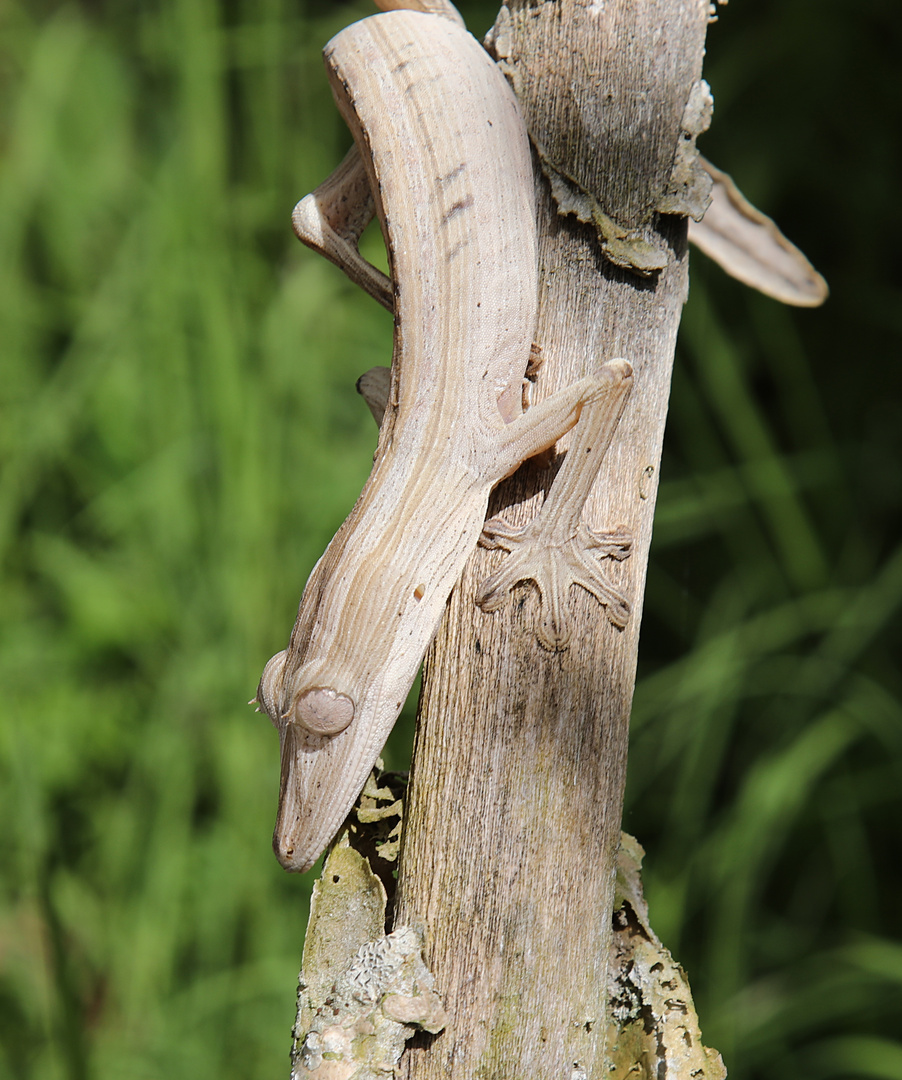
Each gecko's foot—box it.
[476,515,632,650]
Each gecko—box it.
[255,0,634,872]
[256,0,827,873]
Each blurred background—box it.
[1,0,899,1077]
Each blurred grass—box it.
[0,0,899,1079]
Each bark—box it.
[392,2,712,1077]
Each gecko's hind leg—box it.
[293,145,394,311]
[477,358,634,650]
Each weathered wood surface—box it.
[393,2,711,1077]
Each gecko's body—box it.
[255,0,828,874]
[257,9,632,872]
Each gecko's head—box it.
[256,650,355,736]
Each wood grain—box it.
[394,2,710,1077]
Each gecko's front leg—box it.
[354,354,636,650]
[476,357,634,650]
[292,145,394,312]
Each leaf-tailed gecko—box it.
[254,1,633,872]
[255,0,827,873]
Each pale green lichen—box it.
[607,834,727,1080]
[540,154,671,274]
[353,767,405,864]
[291,771,444,1080]
[657,79,714,221]
[293,924,446,1080]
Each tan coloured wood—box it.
[393,2,710,1077]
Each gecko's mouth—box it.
[293,686,355,736]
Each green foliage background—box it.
[1,0,899,1077]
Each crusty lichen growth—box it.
[293,923,446,1080]
[657,80,714,220]
[528,77,713,275]
[295,841,388,1037]
[291,770,445,1079]
[350,766,406,867]
[607,834,727,1080]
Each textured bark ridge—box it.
[487,0,712,273]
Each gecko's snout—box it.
[293,686,355,736]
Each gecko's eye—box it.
[293,687,355,736]
[256,650,288,729]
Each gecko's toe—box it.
[294,687,355,736]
